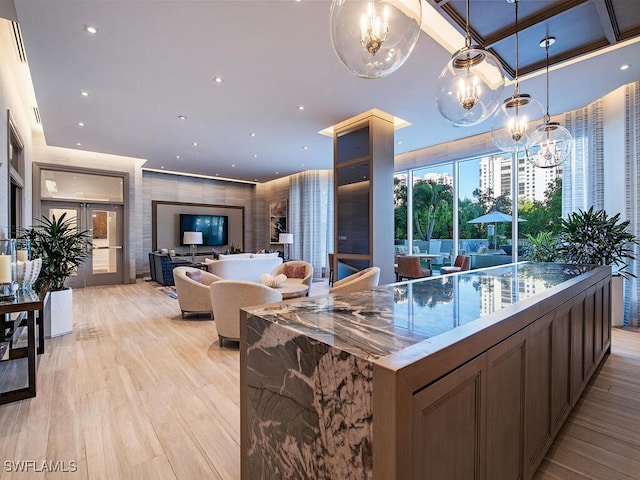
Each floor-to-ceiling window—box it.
[397,150,563,272]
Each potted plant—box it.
[21,213,91,337]
[556,206,638,326]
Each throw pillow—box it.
[185,270,203,283]
[284,264,306,279]
[260,273,287,287]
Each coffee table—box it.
[272,283,309,299]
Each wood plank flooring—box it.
[0,280,638,479]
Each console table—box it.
[0,290,44,405]
[240,262,611,479]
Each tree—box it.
[412,180,452,242]
[394,176,408,240]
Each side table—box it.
[0,289,44,405]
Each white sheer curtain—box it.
[624,82,640,326]
[289,170,333,278]
[561,99,605,215]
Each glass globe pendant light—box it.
[526,37,572,168]
[435,0,505,126]
[491,0,544,153]
[330,0,422,79]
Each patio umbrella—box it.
[467,210,525,250]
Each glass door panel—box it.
[41,202,124,288]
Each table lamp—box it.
[183,231,203,263]
[279,233,293,262]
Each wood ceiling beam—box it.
[481,0,590,49]
[591,0,619,44]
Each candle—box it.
[0,255,11,283]
[17,250,28,262]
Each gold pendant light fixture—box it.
[330,0,422,79]
[435,0,505,126]
[526,36,573,168]
[491,0,544,153]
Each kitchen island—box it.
[240,262,611,480]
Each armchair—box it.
[329,266,380,295]
[270,260,313,295]
[151,252,190,286]
[210,280,282,346]
[173,266,222,318]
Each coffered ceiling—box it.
[429,0,640,77]
[6,0,640,183]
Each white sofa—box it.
[205,253,283,282]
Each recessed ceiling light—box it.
[620,64,631,70]
[80,91,89,97]
[176,155,180,159]
[252,154,258,158]
[297,105,305,111]
[78,122,84,127]
[275,171,279,175]
[302,146,308,150]
[215,173,219,176]
[213,76,224,83]
[84,25,98,35]
[75,142,82,146]
[231,164,236,167]
[300,163,304,167]
[254,178,258,181]
[249,132,256,137]
[161,166,165,169]
[397,140,403,144]
[193,142,198,146]
[178,115,187,120]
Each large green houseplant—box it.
[556,207,638,327]
[22,213,91,292]
[556,206,638,279]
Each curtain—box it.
[624,82,640,326]
[289,170,333,278]
[562,99,605,215]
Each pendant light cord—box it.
[514,0,520,96]
[465,0,471,48]
[544,39,550,123]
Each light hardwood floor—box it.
[0,280,638,479]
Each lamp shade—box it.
[278,233,293,245]
[183,231,203,245]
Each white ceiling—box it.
[10,0,640,183]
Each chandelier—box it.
[435,0,505,126]
[526,37,572,168]
[330,0,422,79]
[491,0,544,153]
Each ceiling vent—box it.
[11,21,26,63]
[33,106,41,124]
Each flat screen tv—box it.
[179,214,229,247]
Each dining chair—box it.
[328,253,335,286]
[396,256,431,281]
[440,255,471,275]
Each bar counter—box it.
[240,262,612,480]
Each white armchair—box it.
[173,266,222,319]
[329,267,380,295]
[270,260,313,295]
[209,280,282,346]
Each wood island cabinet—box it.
[241,263,611,480]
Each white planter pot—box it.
[44,288,73,338]
[611,275,624,327]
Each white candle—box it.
[17,250,28,262]
[0,255,11,283]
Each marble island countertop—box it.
[245,262,602,363]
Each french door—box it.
[41,201,124,288]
